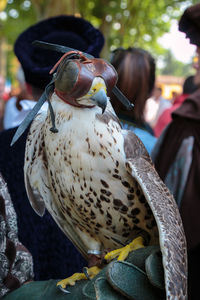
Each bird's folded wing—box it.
[125,157,187,300]
[24,115,89,259]
[24,115,47,216]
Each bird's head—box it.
[10,44,133,146]
[53,53,117,113]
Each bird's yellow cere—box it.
[86,80,107,98]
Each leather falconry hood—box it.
[52,52,117,108]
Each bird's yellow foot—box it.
[104,236,144,262]
[57,266,101,289]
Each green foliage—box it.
[0,0,198,79]
[1,0,37,45]
[0,1,37,82]
[1,0,198,53]
[77,0,195,58]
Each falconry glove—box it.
[3,246,165,300]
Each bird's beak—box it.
[91,89,107,114]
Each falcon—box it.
[20,48,187,299]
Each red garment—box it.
[2,92,10,101]
[154,94,188,137]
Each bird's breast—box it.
[43,108,158,249]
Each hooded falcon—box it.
[22,50,187,299]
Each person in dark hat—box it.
[151,3,200,299]
[0,14,104,295]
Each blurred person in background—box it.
[109,47,157,154]
[152,3,200,299]
[3,66,33,130]
[144,86,172,129]
[154,75,198,137]
[171,90,179,103]
[0,15,104,286]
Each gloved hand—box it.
[3,245,165,300]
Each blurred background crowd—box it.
[0,0,198,135]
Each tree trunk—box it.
[99,18,112,59]
[32,0,78,20]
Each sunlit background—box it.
[158,21,196,64]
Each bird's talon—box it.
[57,285,71,294]
[82,267,91,280]
[56,272,87,289]
[104,248,121,262]
[87,266,101,279]
[56,266,101,290]
[105,236,145,262]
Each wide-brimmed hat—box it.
[179,3,200,47]
[14,15,104,89]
